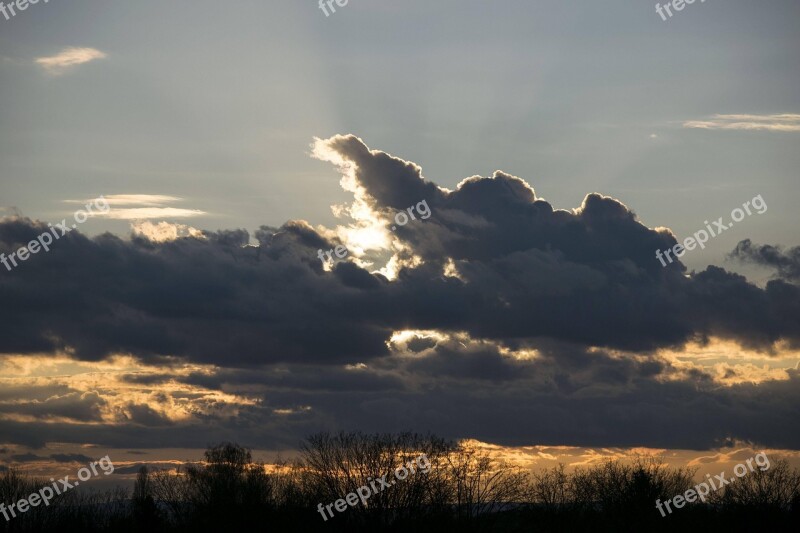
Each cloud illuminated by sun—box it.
[35,47,107,75]
[656,338,799,385]
[0,354,258,426]
[312,136,429,280]
[66,194,206,221]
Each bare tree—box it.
[444,442,529,520]
[711,458,800,510]
[300,431,453,525]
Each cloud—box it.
[0,134,799,451]
[683,114,800,132]
[2,135,799,362]
[67,195,183,207]
[0,391,106,422]
[50,453,93,463]
[7,453,47,463]
[730,239,800,282]
[69,194,207,220]
[101,207,206,220]
[35,47,107,75]
[125,404,174,427]
[131,221,205,243]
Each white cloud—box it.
[102,207,206,220]
[65,194,183,207]
[131,221,205,242]
[96,194,182,206]
[683,113,800,132]
[35,47,107,75]
[67,194,206,220]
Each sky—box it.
[1,0,799,484]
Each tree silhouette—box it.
[2,439,800,532]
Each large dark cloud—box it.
[1,135,798,362]
[3,343,799,451]
[0,134,798,450]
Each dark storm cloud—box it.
[5,350,797,451]
[316,135,800,351]
[0,217,391,365]
[730,239,800,282]
[0,346,798,451]
[1,137,798,361]
[1,134,799,451]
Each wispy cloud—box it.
[100,208,206,220]
[683,114,800,132]
[66,194,206,220]
[66,195,183,207]
[35,47,107,75]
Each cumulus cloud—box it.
[131,221,205,243]
[35,47,107,75]
[2,135,799,359]
[683,114,800,132]
[1,134,799,451]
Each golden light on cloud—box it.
[498,345,540,361]
[387,330,447,353]
[683,113,800,132]
[131,221,205,242]
[460,440,800,479]
[312,135,430,281]
[656,338,799,386]
[272,406,311,416]
[35,47,107,75]
[0,354,258,426]
[442,258,463,280]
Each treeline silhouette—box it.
[1,432,799,532]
